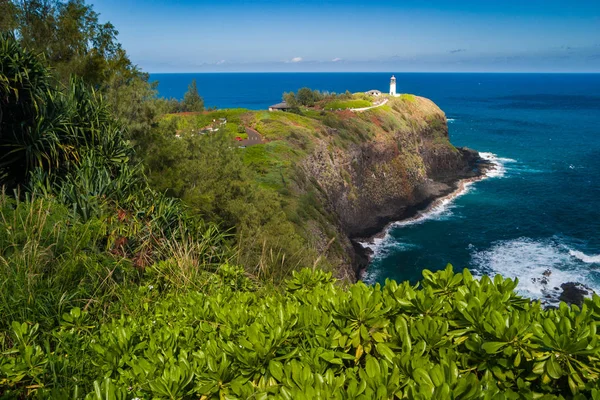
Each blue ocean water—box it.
[151,73,600,300]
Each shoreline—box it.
[351,151,496,281]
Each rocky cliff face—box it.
[299,96,483,280]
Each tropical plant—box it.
[2,266,600,398]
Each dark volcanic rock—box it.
[559,282,592,307]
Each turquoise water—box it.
[151,73,600,300]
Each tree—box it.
[283,91,299,108]
[8,0,124,86]
[182,79,204,112]
[0,32,138,214]
[296,87,317,106]
[4,0,165,144]
[0,0,17,32]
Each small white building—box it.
[389,75,397,96]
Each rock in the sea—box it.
[559,282,592,307]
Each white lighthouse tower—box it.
[389,75,397,96]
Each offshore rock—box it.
[559,282,593,307]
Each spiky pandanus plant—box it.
[1,32,133,191]
[0,32,68,187]
[1,33,230,272]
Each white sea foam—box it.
[471,238,599,304]
[359,234,419,262]
[569,250,600,264]
[447,118,456,123]
[359,184,471,260]
[361,152,513,259]
[479,152,517,178]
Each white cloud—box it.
[332,57,343,62]
[216,60,226,65]
[290,57,303,63]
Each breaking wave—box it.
[479,152,517,178]
[471,238,599,305]
[569,250,600,264]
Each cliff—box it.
[292,95,484,280]
[166,94,485,281]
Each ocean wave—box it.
[479,152,517,178]
[393,189,467,228]
[471,238,599,305]
[360,182,472,259]
[362,152,515,259]
[359,235,421,264]
[447,118,456,123]
[569,250,600,264]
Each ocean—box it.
[151,72,600,302]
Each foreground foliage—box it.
[2,265,600,399]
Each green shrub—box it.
[3,266,600,398]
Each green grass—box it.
[242,144,272,171]
[400,94,416,103]
[324,99,372,110]
[162,108,251,134]
[242,141,301,191]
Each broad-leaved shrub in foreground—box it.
[2,266,600,399]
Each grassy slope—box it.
[169,95,452,189]
[324,99,372,110]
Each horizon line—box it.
[148,71,600,74]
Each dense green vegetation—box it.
[283,87,370,110]
[3,2,600,399]
[142,124,316,278]
[0,27,226,342]
[3,264,600,398]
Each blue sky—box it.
[93,0,600,72]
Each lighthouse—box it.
[389,75,397,96]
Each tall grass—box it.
[0,194,125,331]
[148,224,231,292]
[0,191,231,333]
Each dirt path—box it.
[350,98,389,112]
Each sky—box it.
[92,0,600,73]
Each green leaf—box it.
[514,351,522,367]
[545,356,563,380]
[366,357,380,378]
[269,360,284,381]
[413,368,434,387]
[482,342,507,354]
[430,365,444,387]
[375,343,395,363]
